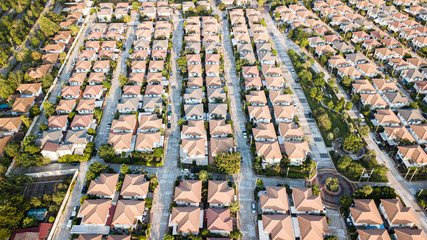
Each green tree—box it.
[198,170,211,181]
[214,152,241,175]
[342,134,364,152]
[337,156,352,171]
[43,101,55,117]
[345,101,353,110]
[39,123,48,131]
[30,105,41,117]
[317,113,331,131]
[163,235,174,240]
[327,132,334,141]
[310,183,321,195]
[86,162,108,183]
[132,1,141,10]
[325,177,339,192]
[118,73,129,86]
[353,185,373,198]
[341,76,353,87]
[69,24,80,36]
[98,144,116,161]
[218,3,226,10]
[4,141,20,158]
[20,115,32,128]
[359,125,369,137]
[48,216,55,223]
[340,195,353,208]
[120,164,131,175]
[22,217,38,228]
[39,15,60,36]
[227,201,240,216]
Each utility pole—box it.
[403,167,411,180]
[359,168,366,182]
[409,166,419,182]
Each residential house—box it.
[259,187,289,214]
[349,199,383,228]
[255,141,282,168]
[87,173,119,198]
[408,124,427,144]
[207,180,235,208]
[120,174,149,200]
[168,207,202,236]
[174,180,202,207]
[396,145,427,168]
[78,199,111,226]
[373,108,401,126]
[292,187,324,214]
[108,132,133,154]
[379,198,418,228]
[111,200,145,230]
[205,208,233,235]
[297,215,329,240]
[397,109,425,125]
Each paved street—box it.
[148,12,183,240]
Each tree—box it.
[131,1,141,11]
[218,2,226,10]
[340,195,353,208]
[31,51,42,61]
[69,24,80,36]
[22,217,38,228]
[257,0,265,5]
[342,134,364,152]
[86,162,108,183]
[41,73,54,89]
[227,201,240,216]
[48,216,55,223]
[43,101,55,117]
[98,144,116,161]
[163,235,174,240]
[327,132,334,141]
[198,170,211,181]
[345,101,353,110]
[337,156,352,171]
[214,152,241,175]
[118,73,129,86]
[256,178,264,189]
[353,185,373,198]
[30,105,41,117]
[20,115,32,128]
[359,125,369,136]
[310,183,321,195]
[39,15,60,36]
[120,164,130,175]
[341,76,353,87]
[325,177,339,192]
[317,113,332,131]
[39,123,48,131]
[4,141,20,158]
[327,100,334,109]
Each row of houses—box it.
[168,179,236,236]
[258,186,329,240]
[106,10,172,155]
[137,1,172,21]
[97,2,129,22]
[37,22,112,160]
[229,8,311,169]
[76,173,149,234]
[180,15,234,166]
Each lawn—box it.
[302,87,350,146]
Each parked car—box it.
[252,203,256,213]
[242,131,247,139]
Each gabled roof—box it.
[207,180,234,205]
[79,199,111,225]
[260,187,288,212]
[210,137,233,156]
[209,119,232,136]
[380,198,418,225]
[17,83,42,95]
[139,114,162,131]
[87,173,119,196]
[182,120,205,137]
[262,214,294,240]
[170,207,201,234]
[255,141,282,160]
[181,138,206,156]
[76,99,95,112]
[357,229,390,240]
[111,200,145,226]
[409,124,427,141]
[108,132,133,150]
[111,115,136,132]
[297,215,329,240]
[135,131,161,149]
[398,109,425,123]
[0,117,22,132]
[394,228,427,240]
[174,180,202,204]
[292,187,323,212]
[246,91,267,105]
[70,114,93,129]
[12,97,35,113]
[48,115,68,129]
[350,199,383,225]
[252,123,277,140]
[383,126,415,141]
[397,145,427,165]
[120,174,149,198]
[206,208,233,232]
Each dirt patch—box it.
[24,175,73,198]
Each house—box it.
[264,76,285,90]
[278,122,304,142]
[108,132,133,154]
[111,200,145,229]
[400,69,425,83]
[408,124,427,144]
[373,108,401,126]
[0,117,22,136]
[61,86,81,99]
[78,199,111,225]
[291,187,324,214]
[48,115,68,131]
[111,115,136,133]
[93,60,110,73]
[328,55,351,69]
[205,208,233,235]
[259,214,293,240]
[248,106,271,124]
[117,98,139,113]
[76,99,95,114]
[11,97,35,116]
[382,92,409,109]
[134,131,162,152]
[70,114,94,130]
[181,138,207,165]
[283,141,310,166]
[174,180,202,206]
[88,72,104,85]
[27,64,54,80]
[242,66,259,78]
[269,91,292,106]
[394,229,427,240]
[138,114,162,132]
[183,88,204,104]
[396,145,427,168]
[397,109,425,125]
[36,129,63,147]
[209,119,232,138]
[207,181,234,208]
[210,137,234,158]
[349,199,383,227]
[97,3,113,22]
[297,215,329,240]
[10,223,53,240]
[253,123,277,142]
[360,93,388,109]
[82,85,103,100]
[207,88,226,103]
[142,97,162,113]
[259,187,289,214]
[184,104,204,120]
[352,80,376,94]
[53,31,72,44]
[372,79,399,93]
[346,53,369,65]
[87,173,119,198]
[55,99,76,115]
[379,198,417,228]
[357,229,390,240]
[273,105,296,123]
[17,83,42,98]
[246,91,267,106]
[255,141,282,168]
[122,85,141,98]
[337,66,362,80]
[168,207,202,236]
[44,42,66,53]
[69,72,87,85]
[356,63,379,78]
[381,126,415,145]
[120,174,149,200]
